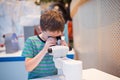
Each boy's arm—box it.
[24,37,56,72]
[25,48,47,72]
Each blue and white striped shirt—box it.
[22,36,57,79]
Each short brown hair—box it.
[40,10,65,32]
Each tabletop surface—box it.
[0,47,74,62]
[82,68,120,80]
[30,68,120,80]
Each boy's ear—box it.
[39,26,42,32]
[34,26,42,35]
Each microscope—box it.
[47,36,83,80]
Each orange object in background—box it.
[68,21,73,41]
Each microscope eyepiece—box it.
[48,48,52,53]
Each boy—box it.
[22,10,67,79]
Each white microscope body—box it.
[48,45,82,80]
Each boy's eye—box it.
[48,36,53,38]
[48,36,61,40]
[56,36,61,40]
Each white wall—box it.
[0,0,40,49]
[72,0,120,77]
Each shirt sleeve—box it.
[22,37,34,58]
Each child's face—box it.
[43,30,63,40]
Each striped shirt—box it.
[22,36,57,79]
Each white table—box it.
[82,68,120,80]
[31,68,120,80]
[0,47,74,58]
[0,47,22,57]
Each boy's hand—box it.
[60,40,67,46]
[43,37,57,51]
